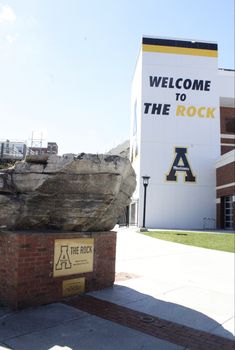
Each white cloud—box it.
[0,5,16,23]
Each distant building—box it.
[47,142,58,154]
[28,142,58,155]
[0,140,27,162]
[0,140,59,162]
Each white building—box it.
[130,36,227,230]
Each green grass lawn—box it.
[141,230,235,253]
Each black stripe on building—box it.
[142,37,218,51]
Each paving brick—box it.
[66,295,235,350]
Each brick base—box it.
[0,230,116,309]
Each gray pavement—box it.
[112,227,235,337]
[0,226,234,349]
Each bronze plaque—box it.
[53,238,94,277]
[62,277,85,297]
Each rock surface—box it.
[0,153,136,231]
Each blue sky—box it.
[0,0,234,155]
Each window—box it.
[224,196,233,229]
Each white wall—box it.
[131,37,220,229]
[130,51,142,203]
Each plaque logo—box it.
[53,238,94,277]
[55,245,72,271]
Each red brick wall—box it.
[217,185,235,198]
[216,162,235,188]
[216,159,235,229]
[220,107,235,155]
[221,138,235,145]
[221,145,235,155]
[0,231,116,309]
[220,107,235,134]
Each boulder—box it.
[0,153,136,231]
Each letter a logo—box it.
[55,245,72,270]
[166,147,196,182]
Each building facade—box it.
[0,140,59,163]
[216,70,235,229]
[29,142,58,155]
[0,140,27,162]
[130,36,234,230]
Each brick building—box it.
[29,142,58,155]
[216,70,235,229]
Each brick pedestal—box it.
[0,230,116,309]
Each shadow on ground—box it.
[88,285,234,339]
[0,285,234,350]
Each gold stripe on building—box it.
[142,44,218,57]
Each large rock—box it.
[0,153,136,231]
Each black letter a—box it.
[166,147,196,182]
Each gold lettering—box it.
[175,105,215,119]
[198,107,206,117]
[206,107,215,118]
[187,106,196,117]
[176,105,186,116]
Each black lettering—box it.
[192,80,204,90]
[151,104,162,114]
[144,103,152,113]
[176,93,180,101]
[162,104,170,115]
[149,77,212,91]
[71,247,79,254]
[149,76,162,87]
[169,77,174,88]
[162,77,168,87]
[175,78,183,89]
[204,80,211,91]
[183,79,192,89]
[80,246,93,254]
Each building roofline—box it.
[218,68,235,72]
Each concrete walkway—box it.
[0,226,234,349]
